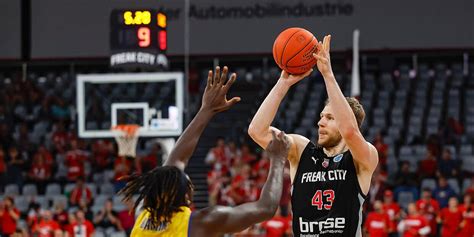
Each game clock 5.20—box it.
[110,10,167,51]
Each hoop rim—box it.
[111,124,140,137]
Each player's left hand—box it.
[201,66,241,114]
[313,35,333,77]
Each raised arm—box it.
[248,70,312,164]
[313,35,378,173]
[194,131,290,234]
[164,66,240,170]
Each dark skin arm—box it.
[164,66,240,171]
[192,131,290,235]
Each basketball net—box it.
[111,124,140,158]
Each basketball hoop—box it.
[111,124,140,158]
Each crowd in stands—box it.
[0,75,163,236]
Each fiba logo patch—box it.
[322,158,330,168]
[333,154,343,162]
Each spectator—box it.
[0,124,14,150]
[437,197,463,237]
[225,141,241,161]
[28,153,52,194]
[0,196,21,236]
[66,210,94,237]
[207,168,227,206]
[0,148,7,193]
[138,143,161,174]
[32,210,61,237]
[65,140,88,182]
[91,139,113,173]
[364,200,390,237]
[6,146,26,187]
[64,212,77,236]
[51,98,71,121]
[382,190,401,237]
[373,132,389,168]
[397,203,431,237]
[53,202,68,230]
[225,174,249,205]
[230,155,249,178]
[35,145,54,171]
[437,148,459,178]
[394,161,419,200]
[418,150,437,179]
[113,155,133,191]
[27,197,42,229]
[369,166,388,205]
[52,122,72,154]
[260,207,292,237]
[37,98,52,121]
[426,134,441,157]
[78,199,94,221]
[465,177,474,198]
[416,188,440,237]
[433,176,457,208]
[0,105,13,127]
[69,178,93,207]
[205,137,228,168]
[118,199,135,236]
[459,193,474,237]
[14,123,34,153]
[459,194,474,237]
[93,199,122,235]
[240,144,256,163]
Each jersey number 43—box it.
[311,190,335,210]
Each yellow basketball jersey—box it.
[131,206,191,237]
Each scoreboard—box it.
[110,10,168,68]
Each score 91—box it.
[138,27,151,48]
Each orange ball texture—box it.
[272,27,318,75]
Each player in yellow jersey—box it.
[119,66,290,237]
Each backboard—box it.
[76,72,184,138]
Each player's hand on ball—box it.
[201,66,241,114]
[266,130,291,161]
[278,69,313,87]
[313,35,333,77]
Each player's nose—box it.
[317,118,325,127]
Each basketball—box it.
[272,27,318,75]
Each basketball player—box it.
[248,35,379,236]
[119,66,291,237]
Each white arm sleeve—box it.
[397,221,406,233]
[418,226,431,235]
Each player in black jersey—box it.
[249,35,379,236]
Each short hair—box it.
[325,97,365,128]
[422,188,432,193]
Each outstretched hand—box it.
[313,35,333,76]
[265,130,290,162]
[201,66,241,114]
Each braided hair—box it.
[119,166,194,228]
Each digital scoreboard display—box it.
[110,10,168,68]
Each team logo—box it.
[322,158,330,168]
[333,154,343,162]
[311,156,318,165]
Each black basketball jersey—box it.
[291,142,367,237]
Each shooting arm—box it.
[315,35,378,171]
